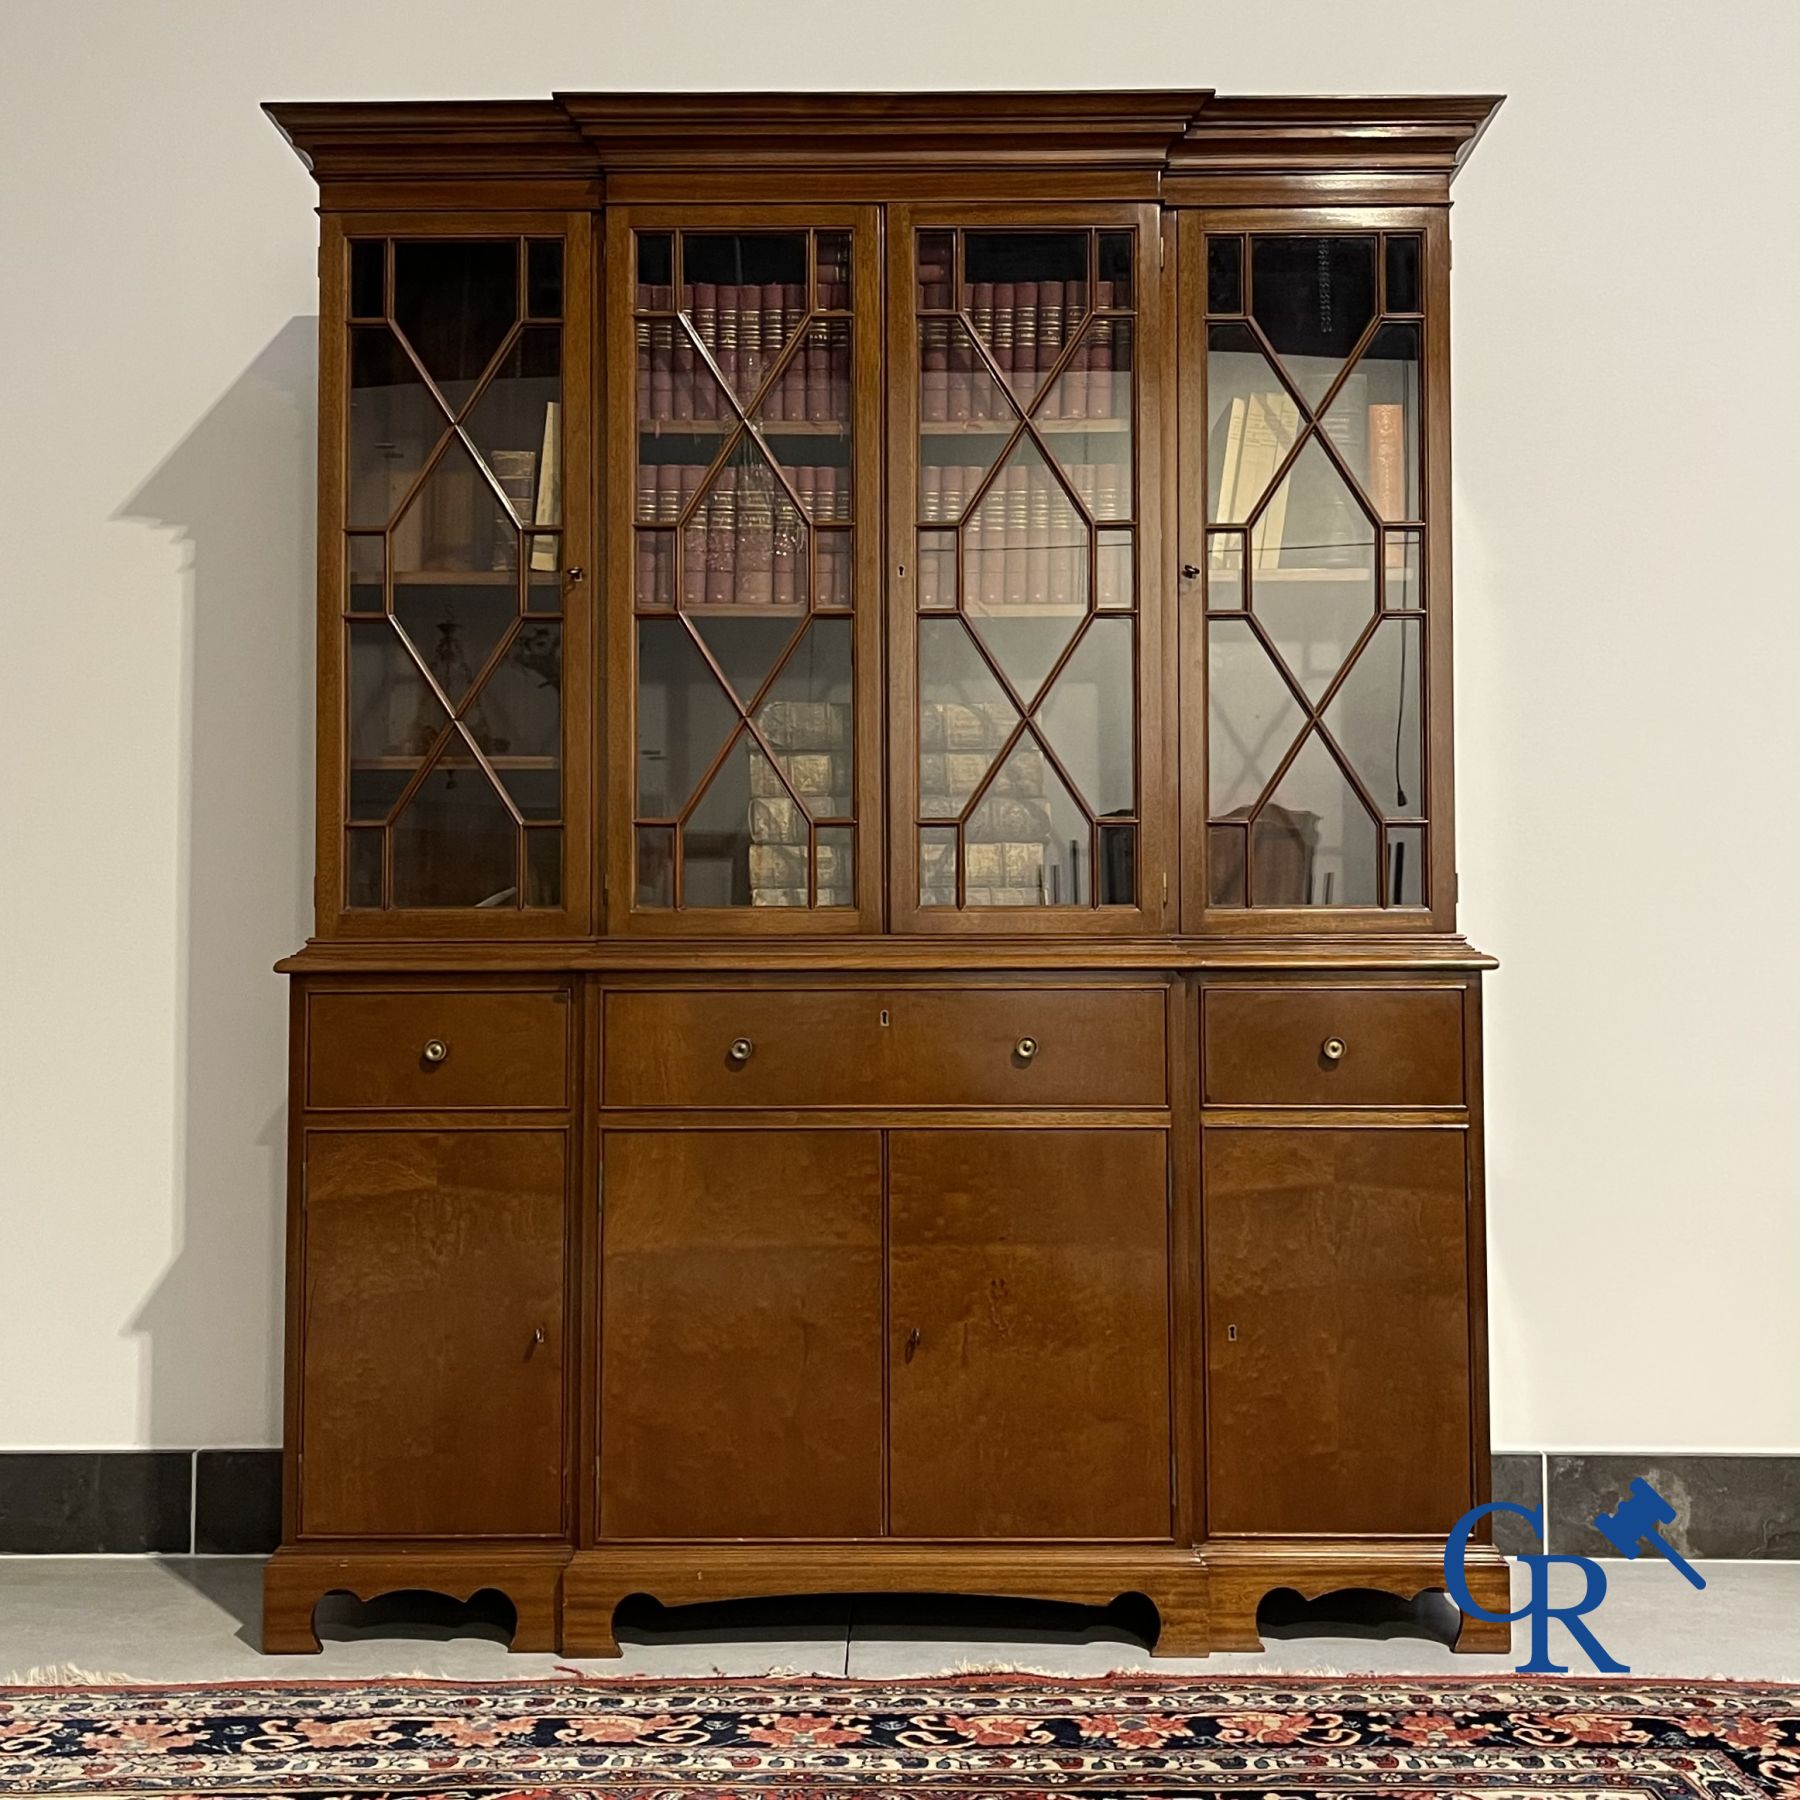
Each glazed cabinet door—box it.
[297,1129,567,1538]
[889,208,1172,932]
[1179,212,1451,929]
[1204,1127,1474,1535]
[598,1130,885,1538]
[888,1129,1172,1538]
[608,211,883,931]
[325,215,594,936]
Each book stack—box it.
[748,706,852,906]
[918,704,1050,906]
[636,284,848,420]
[917,252,1126,421]
[636,462,848,608]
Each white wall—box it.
[2,0,1796,1454]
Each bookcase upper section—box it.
[264,92,1502,207]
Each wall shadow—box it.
[119,319,317,1571]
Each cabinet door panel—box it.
[600,1130,884,1538]
[889,1129,1171,1539]
[300,1130,566,1539]
[1204,1127,1471,1535]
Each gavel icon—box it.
[1591,1477,1706,1589]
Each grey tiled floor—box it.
[1,1558,1795,1684]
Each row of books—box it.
[636,285,849,423]
[918,273,1128,422]
[918,464,1128,610]
[919,731,1057,905]
[748,731,851,906]
[1215,374,1406,567]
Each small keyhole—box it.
[879,1009,891,1028]
[905,1327,921,1363]
[1226,1324,1238,1342]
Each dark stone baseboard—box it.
[1,1450,1793,1559]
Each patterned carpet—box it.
[0,1674,1795,1797]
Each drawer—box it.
[1202,985,1464,1108]
[306,988,571,1111]
[604,986,1166,1110]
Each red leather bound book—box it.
[782,283,807,418]
[717,284,740,412]
[636,290,653,421]
[690,282,718,420]
[649,287,674,423]
[1006,465,1030,609]
[760,285,787,420]
[1061,281,1088,421]
[1014,281,1038,412]
[981,473,1006,611]
[740,282,764,406]
[990,283,1015,409]
[1088,281,1114,418]
[968,283,995,419]
[740,471,773,606]
[1037,280,1064,419]
[680,465,705,607]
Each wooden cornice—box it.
[264,91,1502,205]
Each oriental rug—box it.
[0,1673,1795,1798]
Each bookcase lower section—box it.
[259,1538,1512,1658]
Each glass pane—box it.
[390,747,519,908]
[816,232,851,309]
[963,232,1091,409]
[1097,821,1136,904]
[464,327,562,528]
[1322,616,1423,819]
[527,535,562,612]
[966,738,1088,906]
[1206,324,1301,524]
[919,618,1019,819]
[392,240,518,411]
[919,824,957,906]
[920,315,1012,427]
[1208,617,1305,817]
[347,534,383,612]
[1037,617,1134,817]
[637,232,672,290]
[1097,528,1134,610]
[349,240,385,319]
[1325,321,1420,521]
[1385,234,1422,313]
[1247,803,1317,906]
[1387,823,1426,905]
[525,826,561,906]
[1206,532,1244,610]
[1260,730,1378,907]
[816,825,853,907]
[636,617,739,816]
[693,613,797,709]
[636,824,674,906]
[918,529,957,609]
[346,828,383,908]
[682,234,808,411]
[684,435,810,610]
[1206,235,1243,314]
[526,239,563,319]
[917,233,954,308]
[1250,235,1377,411]
[347,326,444,528]
[636,530,674,609]
[1207,822,1246,907]
[347,620,442,820]
[1039,323,1133,516]
[1386,529,1423,609]
[391,435,517,582]
[816,528,851,610]
[756,318,849,433]
[392,583,515,712]
[754,618,853,816]
[686,731,757,907]
[1098,232,1133,310]
[466,623,562,820]
[1248,436,1377,702]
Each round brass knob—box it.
[1322,1036,1346,1063]
[422,1038,449,1066]
[1015,1036,1039,1063]
[728,1037,754,1065]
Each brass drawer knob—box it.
[422,1038,449,1066]
[727,1037,754,1065]
[1015,1036,1039,1063]
[1321,1036,1346,1064]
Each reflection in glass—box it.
[1038,618,1134,818]
[966,741,1088,906]
[754,618,854,810]
[466,623,562,820]
[684,731,757,907]
[918,618,1018,818]
[1206,532,1243,610]
[391,436,518,581]
[1261,731,1378,907]
[1097,529,1134,610]
[1207,823,1246,907]
[1206,323,1300,524]
[524,826,561,907]
[1249,235,1376,410]
[1208,618,1305,816]
[464,327,563,532]
[918,530,957,610]
[693,613,794,709]
[1327,321,1420,520]
[390,749,520,909]
[816,825,853,906]
[346,828,384,908]
[1039,320,1133,507]
[1322,617,1422,819]
[636,529,674,609]
[1385,235,1421,313]
[1387,823,1425,906]
[393,240,517,410]
[636,617,740,816]
[347,620,441,825]
[347,535,383,612]
[636,824,674,906]
[347,326,441,528]
[1098,822,1136,905]
[919,824,957,906]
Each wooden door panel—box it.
[599,1130,884,1538]
[300,1130,566,1539]
[889,1129,1171,1539]
[1204,1127,1472,1535]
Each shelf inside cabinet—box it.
[351,755,560,771]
